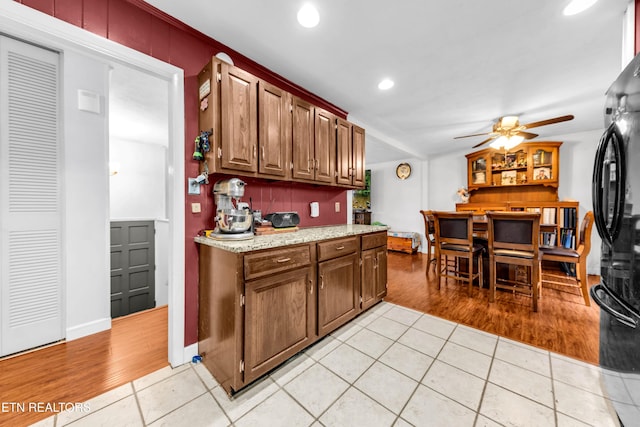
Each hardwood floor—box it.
[384,251,600,365]
[0,253,601,426]
[0,306,169,427]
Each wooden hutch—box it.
[457,141,579,248]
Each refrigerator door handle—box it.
[591,284,638,328]
[592,128,609,243]
[610,124,627,242]
[592,123,626,245]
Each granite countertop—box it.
[194,224,389,253]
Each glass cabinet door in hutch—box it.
[490,148,528,186]
[531,146,557,183]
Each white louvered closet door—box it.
[0,36,63,356]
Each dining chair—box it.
[540,211,594,306]
[487,211,542,312]
[419,210,437,274]
[432,211,484,295]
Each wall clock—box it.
[396,162,412,180]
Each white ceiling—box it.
[142,0,630,164]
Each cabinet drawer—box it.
[317,237,358,262]
[244,245,311,280]
[361,232,387,250]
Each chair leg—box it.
[478,253,483,290]
[436,254,442,290]
[491,260,496,302]
[532,262,540,312]
[577,260,590,306]
[467,255,473,296]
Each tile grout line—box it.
[472,330,500,427]
[131,379,147,426]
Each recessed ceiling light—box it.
[378,79,394,90]
[297,4,319,28]
[563,0,598,16]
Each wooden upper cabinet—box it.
[258,81,290,178]
[292,96,315,181]
[220,63,258,173]
[336,118,353,186]
[336,120,366,188]
[198,57,365,186]
[314,108,336,184]
[352,125,365,188]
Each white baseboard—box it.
[66,317,111,341]
[179,343,199,367]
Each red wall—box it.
[16,0,349,346]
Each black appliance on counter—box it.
[591,53,640,426]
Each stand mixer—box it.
[211,178,254,240]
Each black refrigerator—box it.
[591,53,640,426]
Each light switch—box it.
[188,178,201,195]
[335,202,340,212]
[191,203,201,213]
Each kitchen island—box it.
[195,224,388,395]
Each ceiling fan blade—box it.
[516,131,538,140]
[472,136,497,148]
[454,132,491,139]
[522,115,574,130]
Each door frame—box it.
[0,2,187,366]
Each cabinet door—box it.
[352,125,366,188]
[318,253,359,336]
[220,64,258,173]
[258,81,290,178]
[362,247,387,310]
[361,249,377,310]
[336,118,352,186]
[244,267,315,383]
[292,97,315,181]
[314,108,336,184]
[375,248,388,300]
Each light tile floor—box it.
[34,302,622,427]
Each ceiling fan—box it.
[455,114,575,149]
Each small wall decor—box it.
[395,163,412,180]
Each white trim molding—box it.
[0,0,187,367]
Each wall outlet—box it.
[191,202,201,213]
[335,202,340,212]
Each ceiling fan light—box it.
[563,0,598,16]
[490,136,509,149]
[505,135,525,149]
[297,4,320,28]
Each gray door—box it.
[110,221,155,318]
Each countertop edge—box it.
[194,225,389,253]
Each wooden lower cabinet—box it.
[361,247,388,310]
[198,230,387,395]
[318,252,360,336]
[361,232,388,310]
[244,267,315,383]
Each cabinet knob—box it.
[335,246,345,250]
[276,257,291,263]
